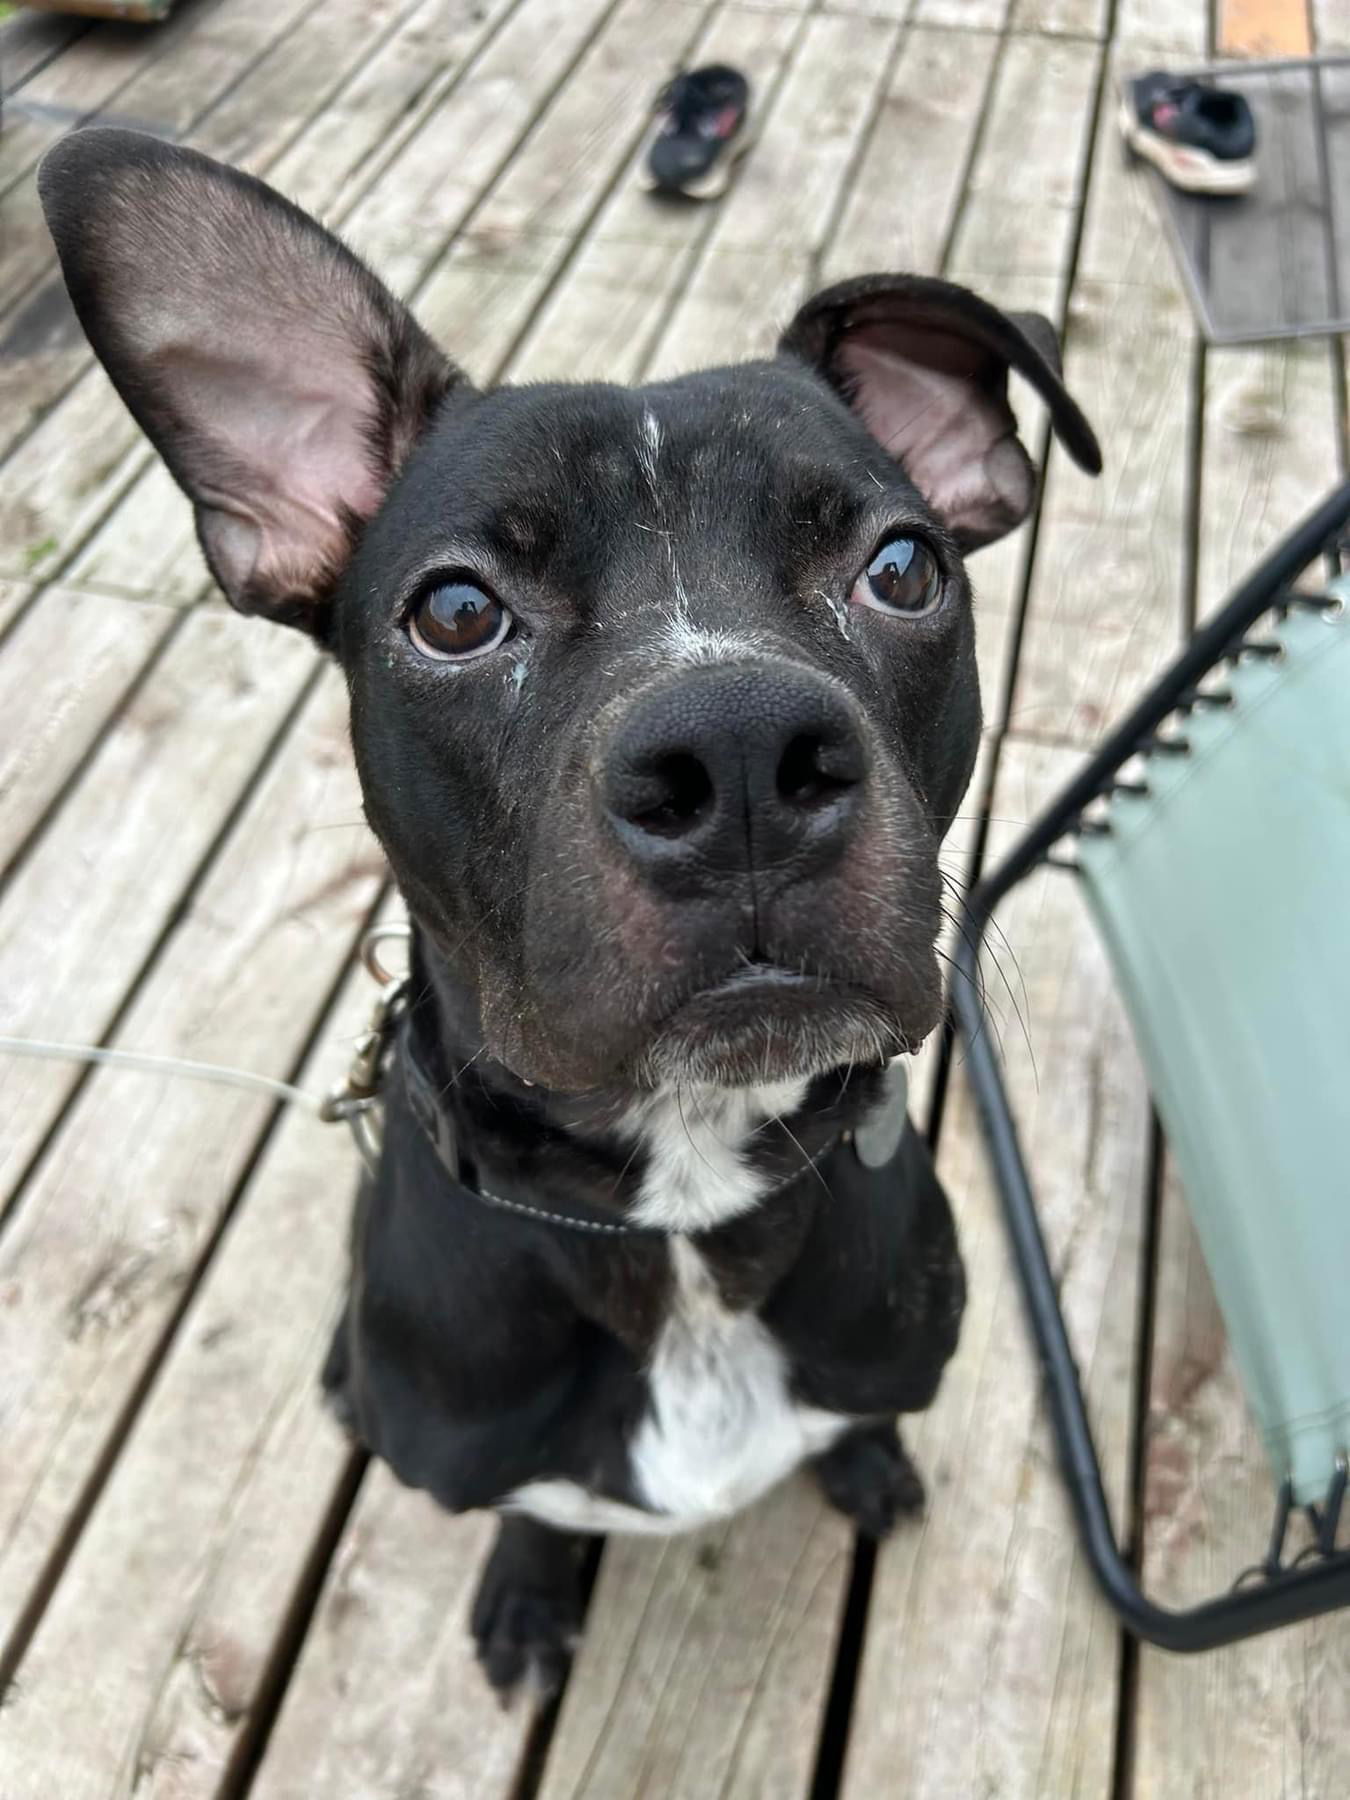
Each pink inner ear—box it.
[159,339,385,605]
[839,334,1033,547]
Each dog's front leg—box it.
[813,1418,926,1538]
[471,1515,585,1702]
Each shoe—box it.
[642,64,753,199]
[1121,71,1257,195]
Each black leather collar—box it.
[398,1017,912,1239]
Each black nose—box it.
[600,662,868,887]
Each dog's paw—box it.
[814,1424,926,1538]
[471,1537,581,1703]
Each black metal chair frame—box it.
[953,481,1350,1651]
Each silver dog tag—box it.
[852,1055,911,1168]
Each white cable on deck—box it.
[0,1035,321,1111]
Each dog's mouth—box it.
[637,960,916,1088]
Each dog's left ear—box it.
[779,273,1101,552]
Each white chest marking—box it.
[506,1237,849,1535]
[624,1078,810,1233]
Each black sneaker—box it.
[1121,71,1257,195]
[642,64,753,200]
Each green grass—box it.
[24,537,58,571]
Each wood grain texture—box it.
[0,579,36,635]
[842,741,1150,1800]
[691,10,900,257]
[339,0,625,295]
[505,2,805,383]
[0,586,177,873]
[1312,0,1350,44]
[0,0,226,196]
[268,0,523,217]
[646,10,902,378]
[1114,0,1210,54]
[1010,0,1110,33]
[1195,339,1341,622]
[820,24,999,285]
[914,0,1008,28]
[0,936,392,1800]
[0,11,86,93]
[251,1474,532,1800]
[1010,70,1193,747]
[0,610,315,1199]
[0,674,382,1655]
[538,1480,851,1800]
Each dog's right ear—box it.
[39,128,463,636]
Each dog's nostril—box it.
[777,733,861,809]
[631,752,714,836]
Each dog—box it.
[39,128,1099,1699]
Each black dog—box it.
[40,130,1099,1698]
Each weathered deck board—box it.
[338,0,627,294]
[914,0,1008,30]
[0,579,37,637]
[0,586,178,874]
[0,0,324,404]
[0,11,86,93]
[843,742,1150,1800]
[499,4,806,383]
[1010,0,1110,34]
[251,1474,530,1800]
[650,9,900,375]
[0,942,383,1800]
[0,674,381,1664]
[539,1481,850,1800]
[0,0,223,196]
[1009,66,1196,747]
[0,614,315,1200]
[1195,339,1342,622]
[820,24,999,286]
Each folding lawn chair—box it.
[955,480,1350,1650]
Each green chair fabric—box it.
[1077,584,1350,1504]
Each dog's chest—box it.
[507,1237,849,1534]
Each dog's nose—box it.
[600,662,868,885]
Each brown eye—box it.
[408,580,512,661]
[852,536,943,617]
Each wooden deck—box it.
[1,0,1347,1793]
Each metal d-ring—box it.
[361,921,412,988]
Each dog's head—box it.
[40,130,1099,1093]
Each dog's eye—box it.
[852,537,942,617]
[408,580,512,662]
